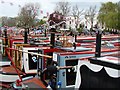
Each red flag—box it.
[1,1,4,3]
[58,15,61,19]
[72,19,74,22]
[10,2,13,6]
[40,10,43,14]
[47,12,49,16]
[18,5,21,7]
[34,9,37,14]
[53,14,56,17]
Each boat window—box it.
[28,50,43,70]
[65,59,78,86]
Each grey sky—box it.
[0,0,119,18]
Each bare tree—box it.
[17,3,40,28]
[72,4,84,28]
[54,1,71,16]
[84,6,97,29]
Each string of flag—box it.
[0,0,78,23]
[0,0,49,16]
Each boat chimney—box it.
[45,29,47,37]
[24,28,28,44]
[4,28,8,45]
[50,28,56,48]
[95,30,102,57]
[75,35,77,42]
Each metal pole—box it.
[75,35,77,42]
[28,28,29,34]
[50,28,56,48]
[95,30,102,57]
[4,28,8,56]
[45,29,47,37]
[24,28,28,44]
[4,28,8,45]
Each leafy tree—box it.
[36,19,46,26]
[0,17,17,27]
[118,1,120,29]
[1,17,7,26]
[7,17,17,27]
[104,12,118,29]
[98,2,119,29]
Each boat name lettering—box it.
[65,56,76,58]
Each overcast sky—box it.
[0,0,119,18]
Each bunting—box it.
[47,12,49,16]
[40,10,43,14]
[58,15,61,19]
[10,2,13,6]
[18,5,21,8]
[53,14,56,17]
[1,0,4,3]
[0,1,51,17]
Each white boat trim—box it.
[0,73,19,83]
[23,47,38,74]
[75,60,120,88]
[0,61,11,67]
